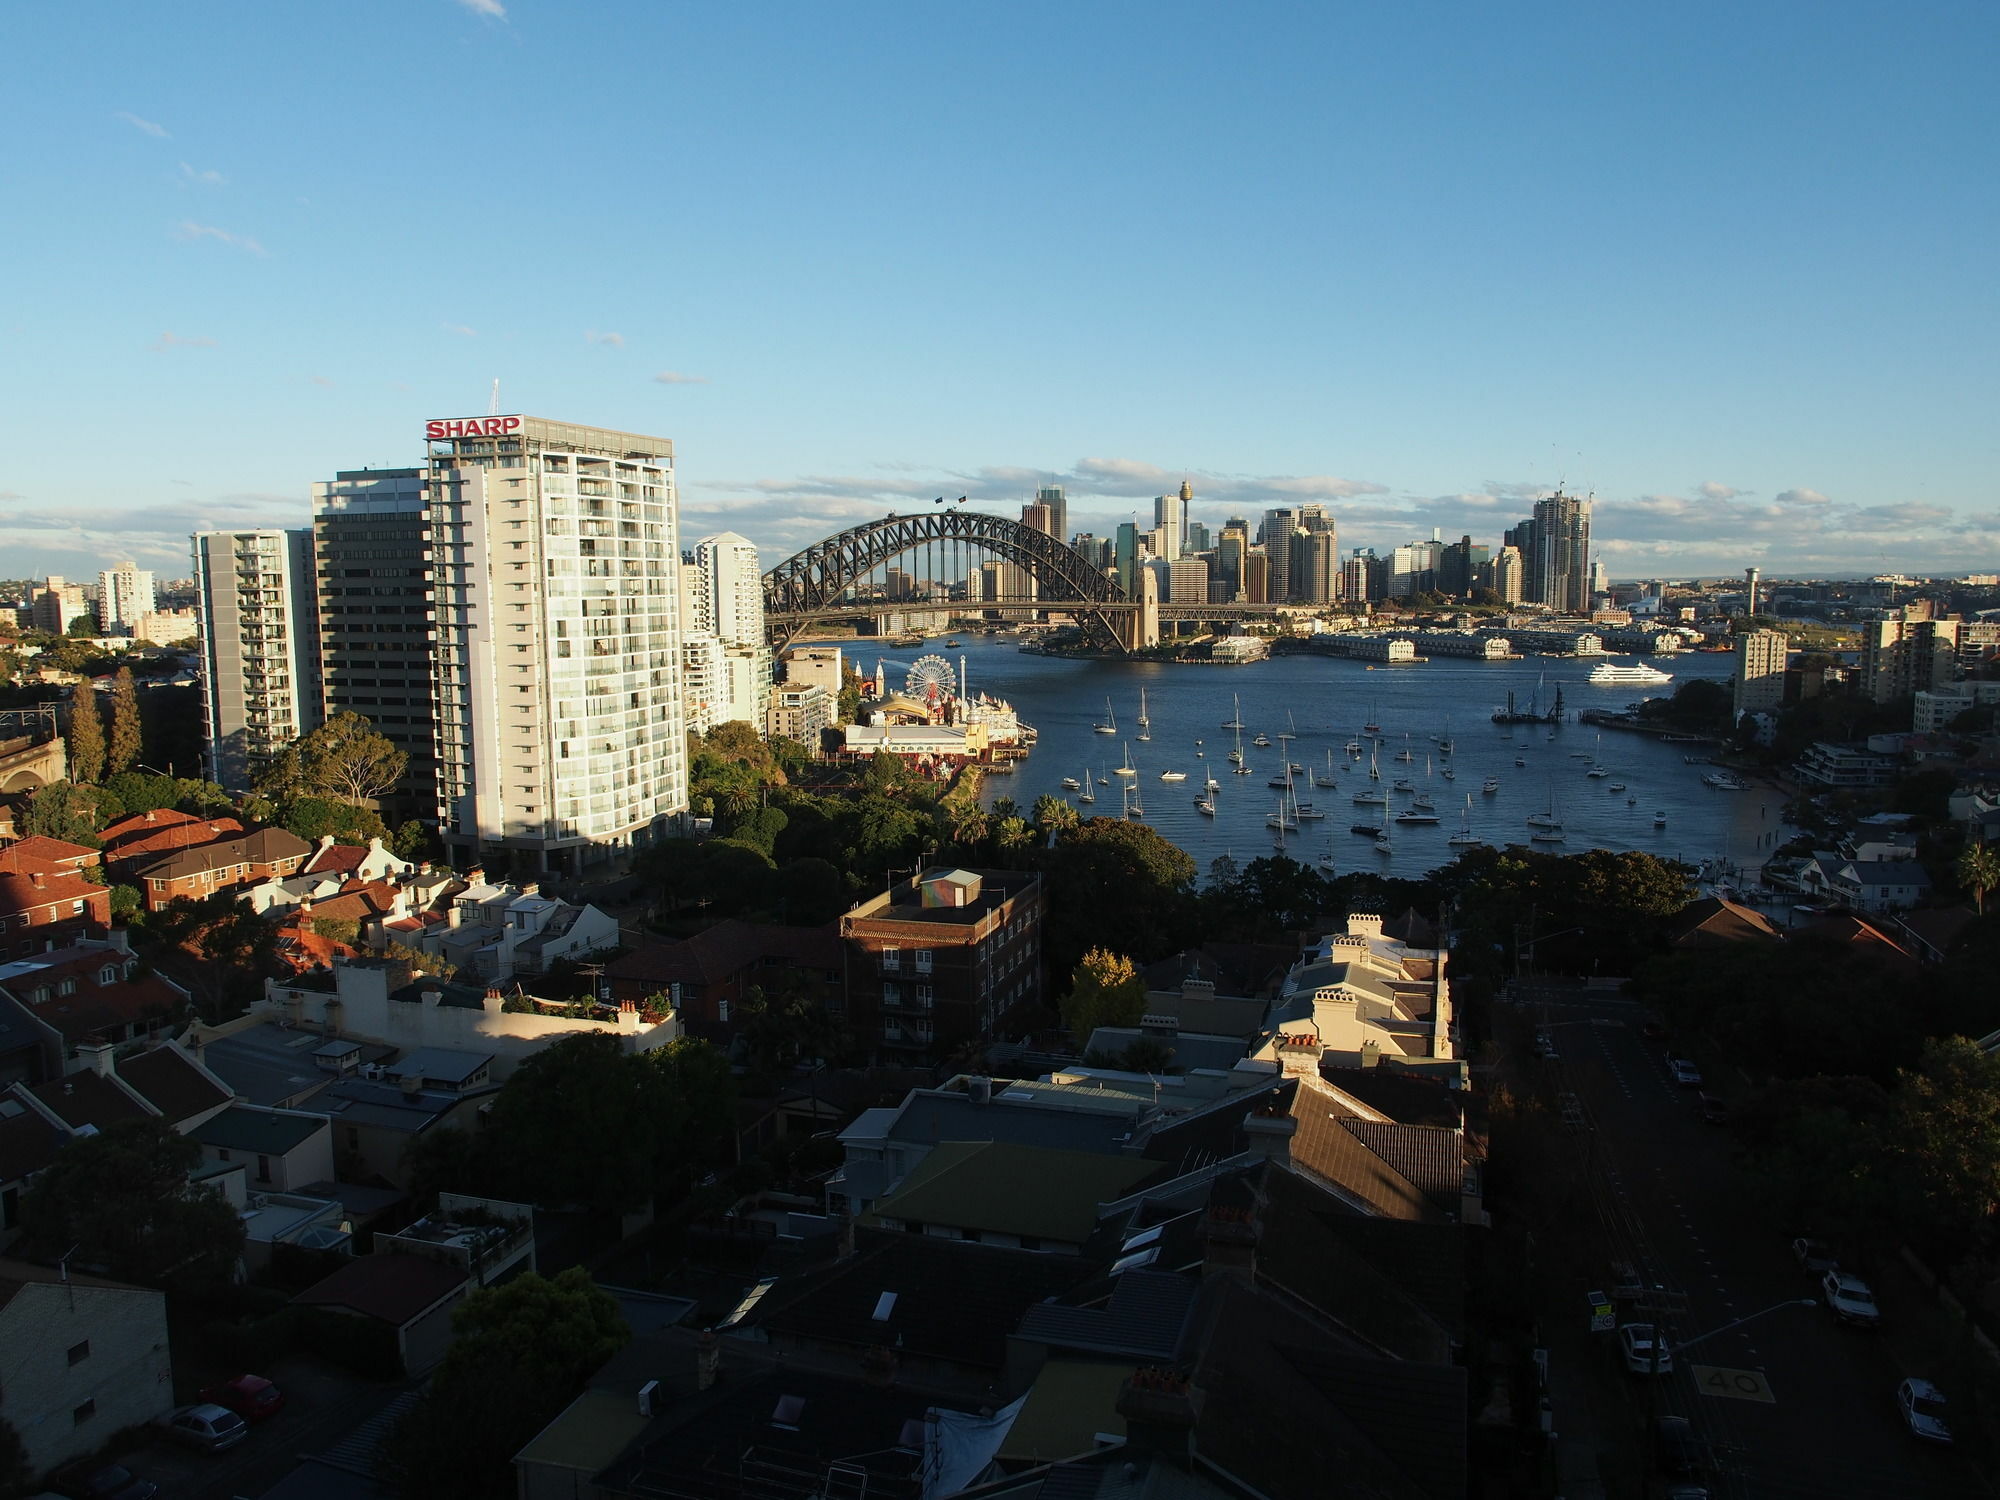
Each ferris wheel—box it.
[906,654,956,701]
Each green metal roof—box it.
[868,1141,1161,1245]
[193,1105,327,1156]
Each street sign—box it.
[1692,1364,1775,1403]
[1587,1291,1616,1333]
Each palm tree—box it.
[1957,840,2000,917]
[1031,793,1080,834]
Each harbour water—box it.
[881,639,1791,881]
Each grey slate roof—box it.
[197,1023,344,1107]
[883,1093,1139,1156]
[1340,1120,1467,1211]
[194,1104,328,1156]
[1012,1268,1199,1361]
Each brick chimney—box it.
[1201,1201,1261,1278]
[1242,1107,1296,1165]
[1115,1369,1203,1456]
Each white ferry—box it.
[1588,662,1674,686]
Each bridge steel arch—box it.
[762,511,1133,651]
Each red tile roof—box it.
[0,867,108,920]
[292,1253,467,1326]
[115,1045,231,1124]
[0,836,100,872]
[102,808,207,846]
[104,816,245,866]
[302,843,368,876]
[29,1069,149,1129]
[0,946,188,1044]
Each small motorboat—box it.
[1060,776,1081,791]
[1252,734,1273,748]
[1160,770,1187,783]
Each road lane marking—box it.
[1692,1364,1775,1403]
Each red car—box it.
[198,1373,286,1422]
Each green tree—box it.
[19,780,110,846]
[1956,840,2000,917]
[382,1269,628,1500]
[19,1118,245,1295]
[479,1034,662,1214]
[279,795,390,846]
[262,711,407,806]
[640,1037,739,1192]
[1031,793,1080,834]
[102,769,180,816]
[66,688,105,784]
[139,893,281,1021]
[1035,817,1197,982]
[1888,1037,2000,1243]
[1061,948,1146,1043]
[107,666,142,776]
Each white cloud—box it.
[309,375,334,387]
[178,162,225,186]
[116,111,168,138]
[174,220,265,255]
[586,330,625,347]
[152,332,217,351]
[1697,480,1745,501]
[455,0,507,16]
[1774,487,1831,507]
[442,323,477,337]
[0,491,23,502]
[653,371,709,385]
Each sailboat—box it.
[1277,711,1297,743]
[1195,791,1217,815]
[1449,794,1480,847]
[1368,744,1381,781]
[1315,751,1340,789]
[1230,720,1252,774]
[1412,757,1437,811]
[1318,837,1337,871]
[1395,733,1415,763]
[1136,687,1151,742]
[1097,767,1110,786]
[1222,694,1245,730]
[1203,770,1220,791]
[1094,698,1118,735]
[1375,799,1394,853]
[1077,766,1096,804]
[1529,781,1565,843]
[1114,744,1138,778]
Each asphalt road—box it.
[1527,985,1989,1499]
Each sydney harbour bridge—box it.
[759,509,1287,653]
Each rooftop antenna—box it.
[488,378,502,416]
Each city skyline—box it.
[3,3,1994,580]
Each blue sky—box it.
[2,0,1994,582]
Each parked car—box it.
[68,1466,160,1500]
[1791,1237,1840,1274]
[1822,1270,1882,1327]
[1653,1415,1703,1477]
[1669,1057,1703,1088]
[1898,1377,1953,1444]
[200,1372,286,1422]
[1698,1092,1728,1124]
[154,1402,249,1453]
[1619,1323,1673,1375]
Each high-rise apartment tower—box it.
[423,415,687,873]
[192,528,320,789]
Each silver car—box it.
[154,1402,248,1453]
[1821,1270,1882,1327]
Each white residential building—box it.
[424,416,687,874]
[95,561,157,634]
[192,528,321,790]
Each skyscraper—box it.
[1733,629,1788,722]
[193,528,320,790]
[312,467,436,819]
[1531,491,1592,613]
[1115,521,1142,597]
[1261,509,1297,602]
[424,414,686,873]
[687,531,771,730]
[95,561,157,634]
[1492,545,1525,605]
[1035,484,1067,551]
[1296,530,1338,604]
[1020,501,1054,536]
